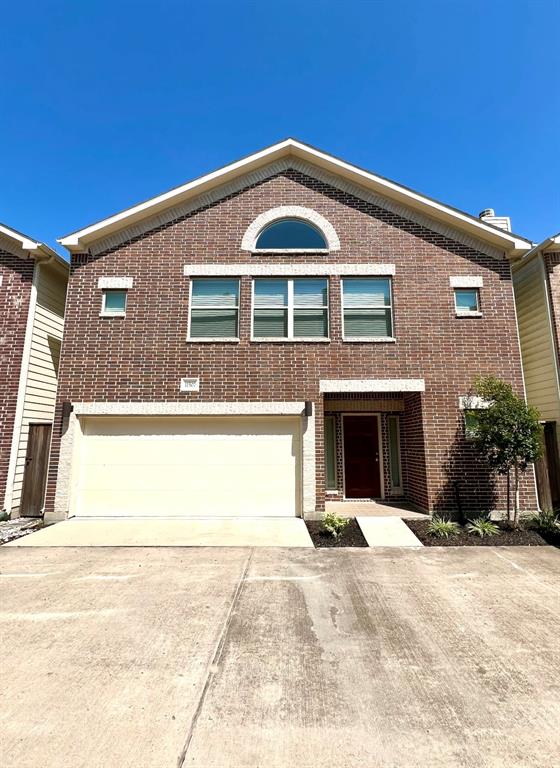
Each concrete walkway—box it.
[357,516,424,547]
[326,500,427,518]
[5,517,314,548]
[1,546,558,767]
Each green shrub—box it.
[466,517,500,538]
[530,508,560,536]
[427,515,460,539]
[322,511,350,540]
[0,511,8,523]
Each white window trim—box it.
[98,276,134,289]
[251,277,329,342]
[184,263,395,276]
[187,278,240,342]
[453,286,481,317]
[320,378,425,393]
[341,277,394,342]
[449,275,483,288]
[241,206,340,252]
[100,288,127,317]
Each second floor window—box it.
[189,278,240,339]
[253,278,329,339]
[342,278,393,339]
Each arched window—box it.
[241,206,340,252]
[255,218,327,250]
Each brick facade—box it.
[45,168,537,516]
[544,252,560,356]
[0,251,34,509]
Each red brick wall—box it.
[0,252,34,509]
[45,169,537,515]
[544,252,560,357]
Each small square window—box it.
[454,288,480,314]
[102,289,127,315]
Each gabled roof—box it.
[58,138,532,257]
[0,223,68,269]
[512,232,560,271]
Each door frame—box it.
[341,413,384,500]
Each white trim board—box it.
[449,275,483,288]
[72,401,307,416]
[320,379,425,393]
[184,263,396,276]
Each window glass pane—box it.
[191,279,238,307]
[344,309,392,337]
[254,279,288,307]
[253,309,288,337]
[294,309,328,338]
[455,289,479,312]
[464,410,480,438]
[325,416,337,490]
[388,417,401,488]
[190,309,238,338]
[104,290,127,312]
[294,279,328,307]
[256,219,327,249]
[343,278,391,308]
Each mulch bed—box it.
[306,519,368,548]
[405,519,550,547]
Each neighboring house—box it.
[512,234,560,510]
[0,224,68,518]
[44,139,537,524]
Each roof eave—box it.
[57,138,533,257]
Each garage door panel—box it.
[75,416,300,517]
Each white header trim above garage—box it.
[73,401,307,416]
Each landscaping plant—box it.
[466,517,500,538]
[466,376,542,529]
[530,508,560,536]
[322,511,350,540]
[427,515,460,539]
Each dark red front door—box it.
[343,415,381,498]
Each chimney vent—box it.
[478,208,511,232]
[479,208,495,219]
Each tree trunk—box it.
[513,464,520,529]
[506,469,511,523]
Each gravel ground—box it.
[0,518,42,545]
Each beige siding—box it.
[513,256,560,424]
[11,263,66,512]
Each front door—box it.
[20,423,52,517]
[343,415,381,498]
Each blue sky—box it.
[2,0,558,254]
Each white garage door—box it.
[74,416,300,517]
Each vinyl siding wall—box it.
[11,262,66,513]
[513,255,560,425]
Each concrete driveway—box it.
[1,546,558,768]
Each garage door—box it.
[74,416,300,517]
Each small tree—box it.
[467,376,542,528]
